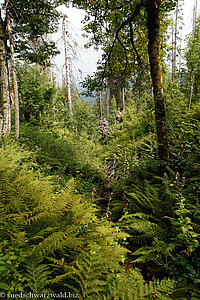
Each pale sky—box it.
[183,0,199,36]
[0,0,199,84]
[52,4,101,86]
[53,0,200,85]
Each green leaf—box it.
[9,255,18,260]
[0,282,9,290]
[0,266,7,272]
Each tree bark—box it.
[122,87,125,111]
[105,87,109,116]
[146,0,169,162]
[172,1,178,82]
[99,91,103,120]
[6,6,19,141]
[63,17,72,114]
[189,72,194,110]
[0,11,10,138]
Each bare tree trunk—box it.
[177,25,182,88]
[105,87,109,116]
[189,1,197,110]
[171,20,174,81]
[122,88,125,111]
[0,11,10,138]
[99,91,103,120]
[63,17,72,114]
[172,1,178,82]
[192,0,197,32]
[146,0,169,162]
[116,77,121,108]
[189,72,194,110]
[173,2,178,79]
[49,63,53,84]
[108,78,114,100]
[6,6,19,141]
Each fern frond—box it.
[63,246,108,299]
[133,239,177,263]
[32,228,84,255]
[24,255,52,293]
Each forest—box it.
[0,0,199,299]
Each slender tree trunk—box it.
[49,63,53,84]
[63,17,72,114]
[146,0,169,162]
[122,88,125,111]
[178,25,182,88]
[105,87,109,116]
[108,78,113,98]
[6,6,19,141]
[0,11,10,138]
[192,0,197,32]
[171,20,174,81]
[189,72,194,110]
[99,91,103,120]
[172,1,178,82]
[116,77,121,108]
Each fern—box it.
[0,143,132,300]
[51,245,108,299]
[120,213,168,246]
[52,242,127,300]
[106,275,176,300]
[116,168,200,296]
[134,278,176,300]
[2,142,194,298]
[53,245,176,300]
[23,255,52,293]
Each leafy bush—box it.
[117,171,200,297]
[19,123,104,185]
[18,63,56,124]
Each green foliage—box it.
[0,1,199,298]
[18,63,56,124]
[0,142,133,295]
[0,240,52,295]
[183,15,200,106]
[19,123,103,180]
[23,255,52,293]
[0,145,102,257]
[165,81,200,197]
[52,243,176,300]
[116,172,200,294]
[63,96,98,140]
[106,276,176,300]
[60,244,125,299]
[76,0,170,110]
[99,101,157,208]
[173,197,199,254]
[7,0,60,64]
[0,241,26,293]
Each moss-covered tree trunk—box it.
[146,0,169,162]
[0,11,10,138]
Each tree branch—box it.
[102,0,144,80]
[129,21,141,65]
[116,36,129,78]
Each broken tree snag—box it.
[146,0,169,162]
[63,17,72,114]
[0,11,11,138]
[6,5,20,141]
